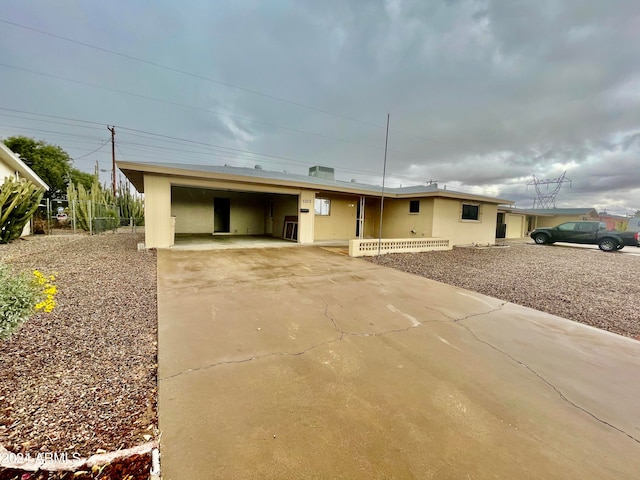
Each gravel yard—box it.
[0,233,157,474]
[367,242,640,339]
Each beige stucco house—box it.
[118,161,513,250]
[0,142,49,236]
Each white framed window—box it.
[315,198,331,216]
[461,203,480,221]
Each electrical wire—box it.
[0,18,442,142]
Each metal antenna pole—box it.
[378,114,390,256]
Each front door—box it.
[213,198,230,233]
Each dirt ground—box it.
[0,233,157,478]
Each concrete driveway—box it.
[157,247,640,479]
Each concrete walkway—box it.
[157,247,640,479]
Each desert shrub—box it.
[0,263,57,339]
[0,177,45,243]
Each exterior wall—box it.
[380,198,434,238]
[171,187,268,235]
[599,215,628,231]
[144,174,173,248]
[298,190,315,244]
[171,187,215,233]
[363,198,381,238]
[431,198,497,245]
[505,213,526,239]
[1,159,31,237]
[227,193,267,235]
[272,195,298,240]
[313,193,357,241]
[0,158,16,181]
[535,214,595,228]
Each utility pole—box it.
[108,126,116,195]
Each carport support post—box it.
[298,190,315,244]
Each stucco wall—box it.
[171,187,215,233]
[172,186,273,235]
[144,174,172,248]
[505,213,526,239]
[0,158,16,181]
[314,194,358,241]
[431,198,497,245]
[535,214,597,228]
[380,198,433,238]
[272,195,298,239]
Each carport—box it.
[171,185,299,240]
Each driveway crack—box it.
[456,316,640,446]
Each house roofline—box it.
[0,142,49,190]
[118,160,513,205]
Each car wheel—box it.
[533,233,549,244]
[598,238,617,252]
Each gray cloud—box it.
[0,0,638,214]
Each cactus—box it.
[0,177,45,244]
[67,178,120,232]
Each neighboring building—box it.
[118,161,513,249]
[598,212,628,231]
[0,142,50,236]
[497,207,600,239]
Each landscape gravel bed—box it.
[367,242,640,339]
[0,233,157,473]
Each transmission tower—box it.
[527,171,572,209]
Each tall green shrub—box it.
[0,177,45,244]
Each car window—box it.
[557,223,577,231]
[576,223,594,232]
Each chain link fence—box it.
[35,199,143,235]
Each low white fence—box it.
[348,237,451,257]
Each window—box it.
[557,222,577,231]
[315,198,330,216]
[409,200,420,213]
[461,203,480,221]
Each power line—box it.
[0,18,439,143]
[0,106,498,195]
[0,17,383,129]
[73,139,110,160]
[0,62,407,153]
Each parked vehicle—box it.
[627,217,640,233]
[530,221,640,252]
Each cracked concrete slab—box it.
[158,247,640,479]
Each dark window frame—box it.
[461,203,480,221]
[409,200,420,213]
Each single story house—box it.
[0,142,50,236]
[118,161,513,250]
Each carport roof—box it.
[502,207,598,216]
[118,160,513,205]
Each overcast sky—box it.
[1,0,638,213]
